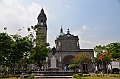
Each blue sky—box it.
[0,0,120,49]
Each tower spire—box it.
[41,7,44,13]
[36,8,47,46]
[37,8,47,26]
[60,25,63,33]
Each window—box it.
[58,42,61,46]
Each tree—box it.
[72,52,91,73]
[10,34,33,73]
[107,42,120,59]
[0,24,49,73]
[94,45,111,74]
[98,52,111,74]
[0,31,34,74]
[68,64,78,71]
[0,33,14,68]
[94,42,120,74]
[27,25,49,69]
[106,42,120,71]
[29,45,49,68]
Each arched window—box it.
[77,41,79,46]
[58,42,61,46]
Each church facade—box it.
[37,8,95,72]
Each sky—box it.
[0,0,120,49]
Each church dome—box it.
[56,27,65,39]
[56,32,65,39]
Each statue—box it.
[52,47,56,55]
[49,47,57,68]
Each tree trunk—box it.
[102,61,104,76]
[106,64,108,75]
[110,61,112,73]
[119,61,120,72]
[78,63,82,73]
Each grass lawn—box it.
[85,77,120,79]
[0,76,120,79]
[0,77,119,79]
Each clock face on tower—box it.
[41,22,43,25]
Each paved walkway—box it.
[34,76,73,79]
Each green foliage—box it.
[15,74,20,78]
[73,74,80,78]
[68,64,79,70]
[83,74,90,77]
[0,74,9,78]
[0,33,14,66]
[0,32,34,74]
[72,74,120,79]
[72,52,91,64]
[9,74,15,77]
[109,74,120,77]
[106,42,120,59]
[29,45,49,68]
[94,45,106,54]
[27,75,34,79]
[94,45,111,74]
[0,24,50,74]
[94,42,120,74]
[72,74,85,79]
[71,52,91,73]
[28,25,49,68]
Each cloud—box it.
[48,29,54,34]
[72,30,82,36]
[80,39,95,49]
[94,28,97,30]
[71,29,100,49]
[94,25,109,31]
[90,35,96,38]
[64,5,69,8]
[79,36,115,49]
[0,0,54,47]
[47,29,55,47]
[0,0,44,36]
[97,39,115,46]
[82,25,87,30]
[102,26,109,29]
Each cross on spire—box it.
[67,28,70,34]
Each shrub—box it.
[0,74,9,78]
[72,74,85,79]
[73,74,80,78]
[27,75,34,79]
[83,74,90,77]
[68,64,79,69]
[9,74,15,77]
[15,74,20,78]
[109,74,120,77]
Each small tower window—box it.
[41,19,43,22]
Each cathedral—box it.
[37,8,95,72]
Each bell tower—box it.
[37,8,47,27]
[36,8,47,46]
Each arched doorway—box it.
[62,55,74,70]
